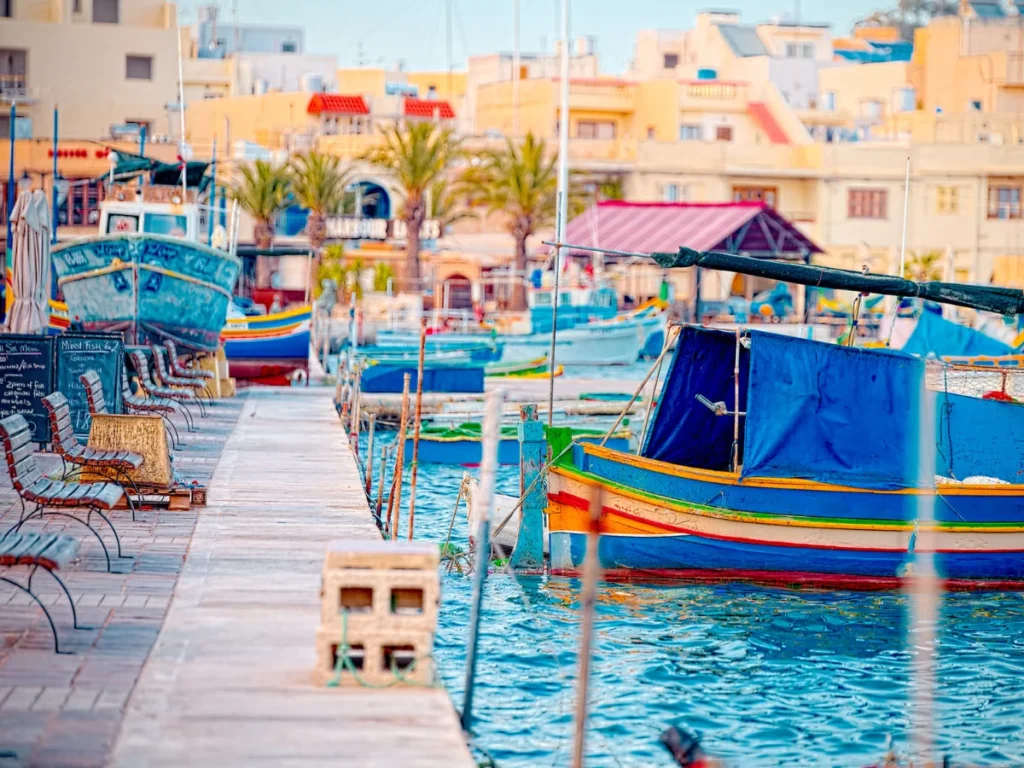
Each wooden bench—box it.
[41,391,143,520]
[128,350,199,433]
[1,532,89,653]
[165,340,215,402]
[150,346,209,417]
[0,414,128,573]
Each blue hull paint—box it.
[580,449,1024,525]
[222,327,311,360]
[361,364,485,394]
[53,235,240,352]
[409,435,631,465]
[552,531,1024,582]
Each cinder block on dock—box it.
[314,627,434,687]
[320,567,439,631]
[323,539,439,572]
[317,540,440,688]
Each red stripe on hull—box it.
[548,566,1024,592]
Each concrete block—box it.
[323,539,439,572]
[313,626,434,688]
[320,568,438,632]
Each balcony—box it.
[0,74,32,105]
[566,80,636,113]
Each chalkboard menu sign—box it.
[0,335,56,443]
[54,332,124,437]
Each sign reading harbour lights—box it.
[325,216,442,242]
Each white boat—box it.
[498,317,642,365]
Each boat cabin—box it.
[100,184,211,244]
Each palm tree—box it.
[291,152,351,250]
[363,123,460,286]
[230,160,291,249]
[428,177,475,234]
[466,133,571,310]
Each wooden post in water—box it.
[350,368,361,449]
[407,319,428,540]
[376,442,389,525]
[388,373,412,540]
[571,486,604,768]
[510,403,545,569]
[364,413,375,496]
[460,388,505,732]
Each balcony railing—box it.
[0,74,28,102]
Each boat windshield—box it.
[143,213,188,239]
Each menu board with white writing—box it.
[55,333,124,437]
[0,335,55,442]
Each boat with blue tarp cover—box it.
[547,323,1024,588]
[360,362,485,394]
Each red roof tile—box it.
[747,102,789,144]
[403,98,455,119]
[307,94,370,116]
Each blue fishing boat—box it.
[360,362,485,394]
[221,305,312,385]
[546,247,1024,588]
[52,181,240,352]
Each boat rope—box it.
[57,261,133,286]
[636,325,678,454]
[325,610,439,690]
[441,476,469,565]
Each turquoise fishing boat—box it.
[53,178,240,353]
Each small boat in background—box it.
[52,171,241,353]
[222,304,312,385]
[360,362,485,394]
[410,421,630,465]
[485,356,551,377]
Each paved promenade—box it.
[0,388,473,767]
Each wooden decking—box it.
[110,388,474,767]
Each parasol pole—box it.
[176,24,188,200]
[407,318,427,540]
[51,107,59,246]
[6,103,14,253]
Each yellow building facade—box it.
[0,0,181,140]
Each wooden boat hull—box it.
[547,444,1024,587]
[225,305,312,331]
[53,234,240,352]
[222,308,311,385]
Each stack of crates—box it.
[316,539,440,687]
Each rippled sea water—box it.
[360,432,1024,767]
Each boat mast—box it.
[176,19,188,201]
[549,0,570,426]
[512,0,520,136]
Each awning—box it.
[564,201,822,261]
[307,94,370,116]
[403,98,455,119]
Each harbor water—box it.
[360,432,1024,768]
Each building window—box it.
[1,0,11,18]
[988,185,1021,219]
[848,189,888,219]
[936,185,959,215]
[679,124,702,140]
[801,43,814,58]
[969,99,983,112]
[646,126,655,140]
[93,0,119,23]
[577,121,616,139]
[664,184,679,202]
[733,186,777,208]
[822,91,836,111]
[715,125,733,142]
[861,100,883,120]
[126,55,153,81]
[73,0,82,11]
[281,41,298,53]
[663,53,679,69]
[427,85,437,98]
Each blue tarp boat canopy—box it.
[901,311,1013,358]
[936,392,1024,484]
[741,333,926,490]
[641,326,749,470]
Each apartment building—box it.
[0,0,180,140]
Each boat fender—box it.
[292,369,307,386]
